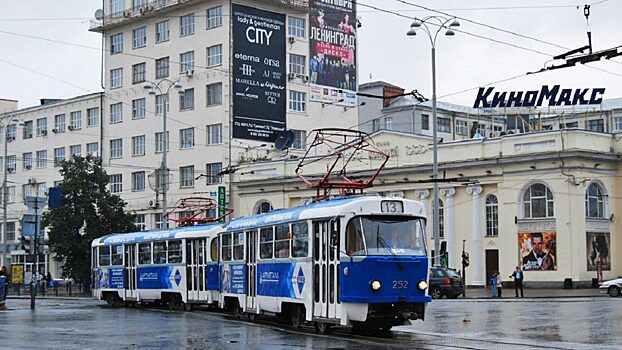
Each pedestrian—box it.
[491,272,498,298]
[46,271,52,289]
[509,266,524,297]
[0,266,6,309]
[496,272,503,298]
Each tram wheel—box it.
[290,305,304,328]
[183,303,193,311]
[230,300,241,318]
[314,322,331,334]
[247,313,257,321]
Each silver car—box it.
[599,278,622,297]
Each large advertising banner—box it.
[232,4,286,142]
[309,0,357,106]
[587,232,610,271]
[519,232,557,271]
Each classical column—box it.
[440,187,456,268]
[467,185,484,286]
[415,189,430,237]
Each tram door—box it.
[312,220,339,319]
[246,230,257,310]
[124,244,137,300]
[187,239,206,302]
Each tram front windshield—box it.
[346,216,426,256]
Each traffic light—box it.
[462,252,470,267]
[20,236,32,254]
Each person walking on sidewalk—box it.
[510,266,524,297]
[496,272,503,298]
[491,273,498,297]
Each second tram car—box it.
[92,224,223,309]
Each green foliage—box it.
[42,155,137,290]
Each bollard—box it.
[68,281,72,296]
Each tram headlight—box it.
[370,280,382,291]
[418,280,428,290]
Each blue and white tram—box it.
[92,224,224,309]
[218,195,430,331]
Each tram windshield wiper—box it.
[376,227,403,271]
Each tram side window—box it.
[233,232,244,260]
[168,240,182,263]
[210,237,219,262]
[139,243,152,264]
[99,246,111,266]
[275,224,290,258]
[346,218,365,256]
[259,227,274,259]
[221,233,232,261]
[291,221,308,257]
[154,242,167,264]
[111,245,123,266]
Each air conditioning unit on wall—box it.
[148,199,159,209]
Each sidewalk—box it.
[460,287,604,299]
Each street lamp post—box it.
[407,16,460,267]
[1,116,24,258]
[143,79,184,228]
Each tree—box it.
[42,155,136,292]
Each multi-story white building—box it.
[0,0,361,275]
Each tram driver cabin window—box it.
[346,218,365,255]
[275,224,290,258]
[139,243,152,264]
[291,222,309,257]
[99,246,111,266]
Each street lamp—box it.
[407,16,460,266]
[143,79,184,228]
[1,116,24,248]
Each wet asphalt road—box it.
[0,297,620,349]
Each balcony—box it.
[90,0,309,32]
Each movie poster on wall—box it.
[586,232,610,271]
[519,232,557,271]
[232,4,286,142]
[309,0,357,106]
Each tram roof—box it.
[93,223,224,246]
[225,195,420,232]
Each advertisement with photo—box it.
[519,231,557,271]
[232,4,286,142]
[309,0,357,105]
[586,232,610,271]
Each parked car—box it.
[599,278,622,297]
[429,267,464,299]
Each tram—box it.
[91,223,224,309]
[219,195,430,332]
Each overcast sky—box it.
[0,0,620,109]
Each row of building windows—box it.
[108,162,222,194]
[110,6,223,54]
[431,182,608,238]
[3,108,100,141]
[0,143,99,173]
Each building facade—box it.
[230,129,621,287]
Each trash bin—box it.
[592,278,599,288]
[563,278,573,289]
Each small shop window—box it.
[168,240,182,263]
[233,232,244,260]
[275,224,290,258]
[111,245,123,265]
[138,243,152,264]
[291,221,308,257]
[260,227,274,259]
[98,246,111,266]
[221,233,232,261]
[154,242,167,264]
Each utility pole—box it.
[31,196,39,309]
